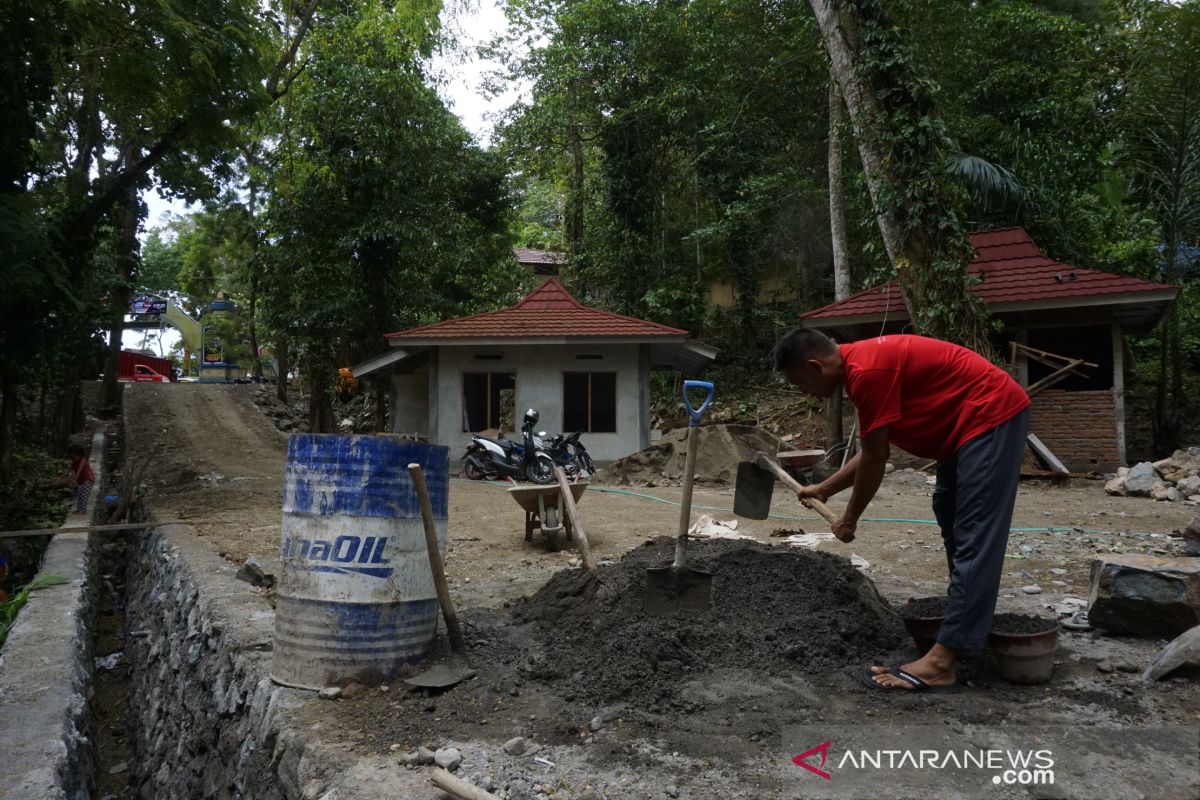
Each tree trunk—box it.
[826,76,851,450]
[828,78,852,304]
[275,338,289,406]
[308,383,333,433]
[568,107,585,266]
[0,373,17,483]
[100,190,142,412]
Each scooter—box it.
[542,431,595,479]
[461,409,556,484]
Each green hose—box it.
[451,477,1158,536]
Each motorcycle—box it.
[461,409,556,484]
[541,431,595,479]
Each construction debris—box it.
[1088,554,1200,638]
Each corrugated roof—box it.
[800,228,1178,321]
[386,278,689,340]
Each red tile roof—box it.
[513,247,567,265]
[800,228,1177,321]
[386,278,689,340]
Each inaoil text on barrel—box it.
[272,434,449,690]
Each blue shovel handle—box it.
[682,380,714,427]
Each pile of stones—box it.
[1104,447,1200,503]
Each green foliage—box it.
[0,574,70,650]
[259,0,518,408]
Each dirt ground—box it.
[125,384,1200,799]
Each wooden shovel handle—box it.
[753,452,838,524]
[408,464,467,655]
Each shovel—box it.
[404,463,476,690]
[734,451,839,528]
[645,380,715,615]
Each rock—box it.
[1021,585,1042,595]
[1143,625,1200,682]
[108,762,128,775]
[1184,514,1200,556]
[1050,568,1068,576]
[1114,659,1139,673]
[1151,483,1182,502]
[417,746,436,765]
[1104,476,1127,496]
[1177,476,1200,497]
[589,716,604,732]
[399,750,421,767]
[503,736,528,755]
[1088,554,1200,637]
[318,687,342,700]
[434,747,463,771]
[666,786,680,798]
[1123,462,1161,497]
[339,681,366,700]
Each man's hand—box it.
[831,516,857,543]
[795,483,828,504]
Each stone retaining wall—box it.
[123,523,313,799]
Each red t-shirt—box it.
[840,335,1029,461]
[73,457,95,485]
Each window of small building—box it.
[462,372,515,431]
[563,372,617,433]
[1025,325,1113,391]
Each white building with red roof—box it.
[355,278,717,461]
[799,228,1179,470]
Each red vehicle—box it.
[118,351,177,383]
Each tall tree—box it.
[808,0,990,349]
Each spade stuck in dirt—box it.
[405,463,476,689]
[645,381,715,615]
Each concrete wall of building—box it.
[390,371,429,437]
[1029,389,1121,472]
[418,343,650,462]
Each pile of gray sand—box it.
[594,424,781,485]
[511,538,905,707]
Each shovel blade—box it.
[734,460,775,519]
[644,565,713,615]
[403,657,476,689]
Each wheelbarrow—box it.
[507,481,589,545]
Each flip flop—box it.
[1061,611,1092,631]
[859,664,962,694]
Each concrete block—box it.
[1089,554,1200,637]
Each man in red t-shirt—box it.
[775,329,1029,693]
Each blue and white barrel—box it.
[271,434,449,690]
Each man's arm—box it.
[798,451,861,502]
[831,425,890,542]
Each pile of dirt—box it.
[511,538,905,707]
[991,613,1059,635]
[899,596,947,620]
[594,424,781,486]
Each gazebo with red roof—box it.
[798,228,1178,470]
[353,278,717,461]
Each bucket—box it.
[272,434,449,690]
[898,596,946,653]
[988,615,1059,685]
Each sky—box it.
[133,0,517,358]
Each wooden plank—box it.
[1027,433,1069,475]
[0,520,179,540]
[555,467,592,570]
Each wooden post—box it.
[429,769,501,800]
[408,463,467,654]
[554,467,592,570]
